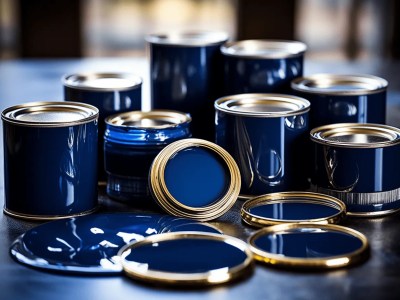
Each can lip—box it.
[118,231,253,286]
[310,123,400,148]
[1,101,99,127]
[241,191,347,227]
[221,39,307,59]
[62,72,142,92]
[248,223,369,270]
[145,31,229,47]
[105,110,191,129]
[291,73,388,95]
[214,93,310,117]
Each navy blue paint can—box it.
[2,101,99,220]
[221,40,306,95]
[104,110,191,206]
[310,123,400,217]
[291,74,388,129]
[215,94,310,198]
[146,31,228,141]
[63,73,142,182]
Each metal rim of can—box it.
[105,109,191,130]
[149,138,241,221]
[291,73,388,96]
[62,72,143,92]
[248,223,369,270]
[221,39,307,59]
[118,231,254,286]
[3,207,98,221]
[310,123,400,148]
[145,31,229,47]
[241,191,347,227]
[1,101,99,128]
[214,93,310,117]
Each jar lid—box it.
[119,232,253,286]
[149,138,241,221]
[241,192,346,227]
[145,31,228,46]
[249,223,369,270]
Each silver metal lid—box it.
[1,101,99,127]
[145,31,228,46]
[215,93,310,117]
[310,123,400,148]
[291,74,388,95]
[105,110,191,129]
[221,40,307,59]
[62,73,142,92]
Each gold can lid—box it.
[249,223,369,270]
[241,192,347,227]
[149,138,241,221]
[118,232,254,286]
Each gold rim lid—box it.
[241,192,347,227]
[118,232,254,286]
[249,223,369,270]
[149,138,241,221]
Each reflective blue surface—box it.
[164,147,230,207]
[10,213,221,274]
[148,42,225,141]
[216,112,309,195]
[3,120,98,217]
[123,237,247,273]
[249,202,340,221]
[64,86,142,181]
[253,228,363,258]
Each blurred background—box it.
[0,0,399,60]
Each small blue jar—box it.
[221,40,306,95]
[104,110,191,205]
[2,101,99,220]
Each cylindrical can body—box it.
[147,31,228,141]
[104,110,191,206]
[2,101,99,220]
[63,73,142,182]
[291,74,387,129]
[221,40,306,95]
[215,94,310,197]
[310,123,400,216]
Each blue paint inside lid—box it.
[164,147,230,207]
[253,227,363,258]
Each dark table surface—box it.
[1,57,400,300]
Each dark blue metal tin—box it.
[63,72,142,182]
[104,110,191,205]
[2,101,99,220]
[146,31,228,141]
[291,74,388,129]
[221,40,306,95]
[215,94,310,197]
[310,123,400,216]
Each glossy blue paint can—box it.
[291,74,387,129]
[221,40,306,95]
[104,110,191,205]
[63,72,142,182]
[2,101,99,220]
[310,123,400,216]
[146,31,228,141]
[215,94,310,197]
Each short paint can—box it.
[310,123,400,216]
[291,73,387,129]
[104,110,191,205]
[2,101,99,220]
[63,72,142,181]
[221,40,306,95]
[146,31,228,141]
[215,93,310,197]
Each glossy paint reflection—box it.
[10,213,221,274]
